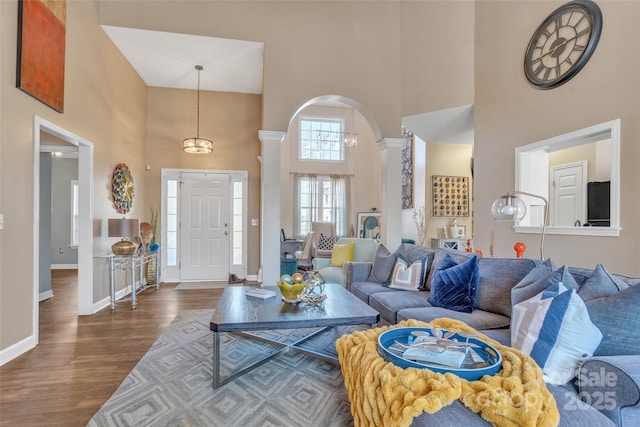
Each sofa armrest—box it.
[577,355,640,426]
[345,261,372,291]
[312,257,331,270]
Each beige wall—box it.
[97,1,475,138]
[145,87,262,275]
[548,141,611,183]
[1,0,147,349]
[424,143,474,242]
[474,1,640,275]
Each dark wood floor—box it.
[0,270,225,426]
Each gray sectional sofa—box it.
[344,244,640,427]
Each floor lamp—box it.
[491,191,548,260]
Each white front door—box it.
[180,172,230,281]
[550,161,587,226]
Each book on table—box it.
[245,288,277,299]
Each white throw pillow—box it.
[389,253,425,291]
[511,282,603,385]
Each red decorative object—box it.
[465,239,473,252]
[17,0,66,112]
[514,242,526,258]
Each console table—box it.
[431,238,474,251]
[107,251,160,309]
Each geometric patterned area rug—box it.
[175,281,239,290]
[87,310,360,426]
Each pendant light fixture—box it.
[183,65,213,154]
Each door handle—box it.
[224,231,228,235]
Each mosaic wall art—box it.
[401,136,413,209]
[431,175,469,217]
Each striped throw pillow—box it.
[511,282,603,385]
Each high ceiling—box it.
[101,25,472,144]
[102,26,264,94]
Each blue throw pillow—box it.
[428,254,479,313]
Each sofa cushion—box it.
[329,242,355,267]
[398,244,436,267]
[585,283,640,356]
[511,282,602,385]
[428,254,479,313]
[315,266,348,287]
[511,265,580,308]
[367,243,397,284]
[546,384,617,427]
[424,248,475,291]
[388,253,426,291]
[397,307,511,330]
[350,281,398,304]
[368,290,431,324]
[409,385,617,427]
[577,264,630,301]
[475,257,538,318]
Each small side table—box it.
[107,251,160,309]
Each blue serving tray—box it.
[377,327,502,381]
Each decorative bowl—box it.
[277,280,307,303]
[377,327,502,381]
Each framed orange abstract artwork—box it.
[17,0,66,112]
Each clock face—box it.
[524,0,602,89]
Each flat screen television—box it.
[587,181,610,226]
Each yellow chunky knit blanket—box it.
[336,318,559,427]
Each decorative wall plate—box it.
[111,163,134,213]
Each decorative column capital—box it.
[258,130,286,144]
[377,137,404,150]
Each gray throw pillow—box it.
[367,244,397,285]
[586,283,640,356]
[578,264,629,301]
[511,265,579,308]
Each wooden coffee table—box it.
[209,283,380,388]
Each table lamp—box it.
[108,218,140,255]
[491,191,548,260]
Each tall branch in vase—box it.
[412,206,429,246]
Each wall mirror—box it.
[515,119,620,237]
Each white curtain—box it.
[294,174,350,237]
[330,174,350,237]
[294,174,318,235]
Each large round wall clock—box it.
[111,163,134,214]
[524,0,602,89]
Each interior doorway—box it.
[33,116,94,346]
[550,161,587,226]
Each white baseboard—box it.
[39,290,54,302]
[247,274,259,282]
[0,335,36,366]
[90,284,133,314]
[51,264,78,270]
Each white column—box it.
[378,138,403,251]
[258,130,285,285]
